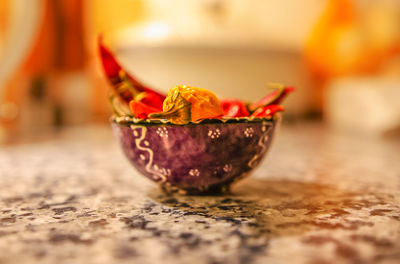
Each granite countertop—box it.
[0,124,399,264]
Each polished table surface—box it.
[0,124,399,264]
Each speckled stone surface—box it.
[0,124,399,264]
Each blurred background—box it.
[0,0,399,143]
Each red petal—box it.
[220,99,249,117]
[270,86,295,105]
[129,101,160,119]
[98,37,166,106]
[98,37,121,81]
[249,86,295,111]
[250,105,285,117]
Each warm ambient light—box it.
[143,22,170,40]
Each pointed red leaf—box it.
[250,105,285,118]
[98,37,166,108]
[249,86,295,111]
[220,99,249,117]
[129,101,161,119]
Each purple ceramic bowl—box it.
[112,117,278,194]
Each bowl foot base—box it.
[160,182,232,195]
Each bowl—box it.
[112,117,279,194]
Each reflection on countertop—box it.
[0,123,399,264]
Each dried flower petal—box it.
[221,99,249,117]
[98,38,165,109]
[249,84,294,112]
[250,105,285,118]
[149,85,223,124]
